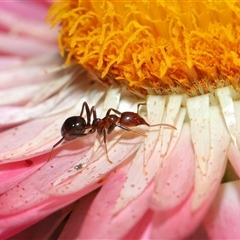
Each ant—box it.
[48,102,176,164]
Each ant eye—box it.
[61,116,87,140]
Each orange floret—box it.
[48,0,240,96]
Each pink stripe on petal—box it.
[0,1,49,22]
[204,180,240,239]
[150,123,195,211]
[0,33,57,58]
[0,9,57,43]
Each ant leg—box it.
[107,103,148,116]
[105,108,121,116]
[47,137,64,161]
[103,129,113,164]
[148,123,177,129]
[79,102,91,124]
[116,123,146,137]
[137,102,146,114]
[89,106,97,122]
[137,103,176,130]
[79,102,97,126]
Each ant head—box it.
[61,116,87,141]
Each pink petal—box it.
[78,165,154,239]
[150,123,195,211]
[7,203,74,239]
[0,9,57,43]
[121,210,153,240]
[204,180,240,239]
[0,154,46,193]
[0,140,100,238]
[0,1,50,22]
[0,33,57,58]
[0,194,76,239]
[150,189,217,239]
[0,56,22,69]
[0,84,43,106]
[0,85,83,127]
[0,115,59,162]
[58,190,99,239]
[0,53,62,89]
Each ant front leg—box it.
[47,137,65,162]
[79,102,90,118]
[79,102,97,126]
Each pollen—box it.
[48,1,240,96]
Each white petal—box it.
[187,94,210,175]
[144,95,166,164]
[234,100,240,148]
[160,94,185,160]
[216,86,237,147]
[192,105,231,210]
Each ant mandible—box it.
[48,102,176,163]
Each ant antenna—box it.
[148,123,177,129]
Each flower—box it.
[1,1,240,239]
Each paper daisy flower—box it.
[1,0,240,239]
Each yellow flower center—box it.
[48,0,240,96]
